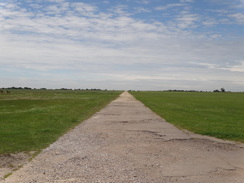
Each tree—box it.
[221,88,225,92]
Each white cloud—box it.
[175,12,200,29]
[0,0,244,91]
[135,7,151,13]
[235,0,244,8]
[180,0,194,3]
[202,18,218,26]
[230,13,244,24]
[48,0,65,3]
[155,4,184,11]
[224,61,244,72]
[136,0,150,5]
[109,4,131,16]
[71,2,97,14]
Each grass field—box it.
[130,91,244,142]
[0,89,122,154]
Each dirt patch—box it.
[0,152,35,180]
[165,138,243,151]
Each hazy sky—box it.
[0,0,244,91]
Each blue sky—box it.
[0,0,244,91]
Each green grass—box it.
[0,89,122,154]
[130,91,244,142]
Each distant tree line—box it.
[129,88,233,92]
[129,90,209,92]
[1,86,32,90]
[1,87,107,91]
[213,88,226,92]
[166,89,205,92]
[1,87,237,93]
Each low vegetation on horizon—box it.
[0,89,122,154]
[130,91,244,142]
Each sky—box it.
[0,0,244,91]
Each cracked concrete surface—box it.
[1,91,244,183]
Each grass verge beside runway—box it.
[130,91,244,142]
[0,89,121,154]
